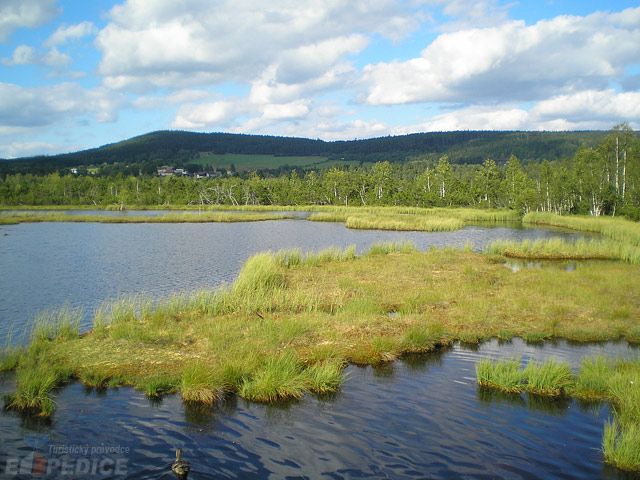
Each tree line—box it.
[1,125,638,218]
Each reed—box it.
[523,358,574,396]
[475,358,524,393]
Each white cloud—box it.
[395,106,529,133]
[133,89,215,109]
[95,0,423,91]
[1,45,36,65]
[0,82,124,129]
[2,45,71,69]
[0,0,59,42]
[531,90,640,125]
[172,100,247,129]
[44,21,96,47]
[0,141,81,159]
[422,0,512,29]
[393,90,640,134]
[362,8,640,105]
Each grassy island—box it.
[0,211,294,225]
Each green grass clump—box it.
[180,361,225,405]
[401,325,445,353]
[305,360,347,395]
[4,363,65,417]
[475,358,524,393]
[365,241,417,256]
[77,367,111,388]
[603,420,640,471]
[573,355,612,398]
[240,353,308,402]
[29,305,81,342]
[523,358,573,396]
[136,373,179,398]
[0,346,22,371]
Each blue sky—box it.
[1,0,639,158]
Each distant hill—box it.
[0,130,613,176]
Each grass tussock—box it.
[305,360,348,395]
[476,358,524,393]
[180,361,225,405]
[603,420,640,472]
[239,353,308,403]
[136,373,179,398]
[523,359,574,395]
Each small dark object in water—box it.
[171,448,190,479]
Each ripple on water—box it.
[0,341,635,479]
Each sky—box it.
[1,0,639,159]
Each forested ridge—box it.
[0,129,611,176]
[1,125,638,218]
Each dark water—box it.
[1,339,637,479]
[0,219,588,341]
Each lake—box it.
[0,216,588,341]
[1,215,630,479]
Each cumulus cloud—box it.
[0,0,59,42]
[95,0,422,91]
[531,90,640,126]
[393,90,640,134]
[362,7,640,105]
[0,82,124,129]
[44,21,96,47]
[172,100,248,129]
